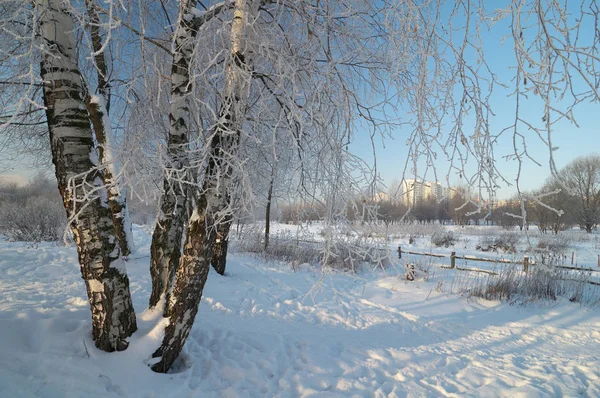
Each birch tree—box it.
[151,0,254,372]
[208,0,256,275]
[147,0,202,309]
[35,0,136,351]
[83,0,134,257]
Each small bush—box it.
[476,233,520,253]
[321,238,391,272]
[128,198,157,225]
[431,231,456,247]
[536,234,572,253]
[234,229,391,272]
[0,177,67,242]
[234,230,320,265]
[467,267,522,301]
[535,234,572,266]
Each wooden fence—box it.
[397,246,531,275]
[397,246,600,285]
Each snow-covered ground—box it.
[1,225,600,397]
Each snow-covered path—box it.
[1,228,599,397]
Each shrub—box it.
[463,267,599,305]
[321,237,391,272]
[430,230,456,247]
[536,234,572,253]
[233,230,320,265]
[476,233,520,253]
[535,234,572,266]
[0,177,67,242]
[233,229,391,272]
[128,197,157,225]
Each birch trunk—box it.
[150,194,213,372]
[148,0,199,309]
[152,0,252,372]
[84,0,134,257]
[264,171,275,251]
[211,214,231,275]
[36,0,136,351]
[209,0,253,275]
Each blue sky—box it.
[349,1,599,200]
[350,106,597,199]
[2,1,597,199]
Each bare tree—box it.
[208,0,256,275]
[83,0,134,257]
[560,155,600,233]
[148,0,202,309]
[34,0,136,351]
[150,0,254,372]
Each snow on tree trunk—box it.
[84,0,134,257]
[148,0,200,309]
[86,95,134,258]
[152,0,252,372]
[36,0,136,352]
[150,197,213,372]
[209,0,253,275]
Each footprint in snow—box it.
[98,374,125,396]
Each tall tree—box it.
[35,0,136,351]
[209,0,255,275]
[84,0,134,257]
[560,155,600,233]
[148,0,200,309]
[151,0,253,372]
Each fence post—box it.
[405,263,415,281]
[523,256,529,273]
[450,251,456,269]
[398,246,402,259]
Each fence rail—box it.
[397,246,530,270]
[248,234,600,278]
[397,246,600,280]
[554,265,600,273]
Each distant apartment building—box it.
[399,179,445,206]
[374,191,391,202]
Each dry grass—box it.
[460,266,600,306]
[233,230,392,272]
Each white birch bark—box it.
[209,0,253,275]
[36,0,136,352]
[148,0,199,309]
[151,0,253,372]
[84,0,134,258]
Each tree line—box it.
[277,155,600,233]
